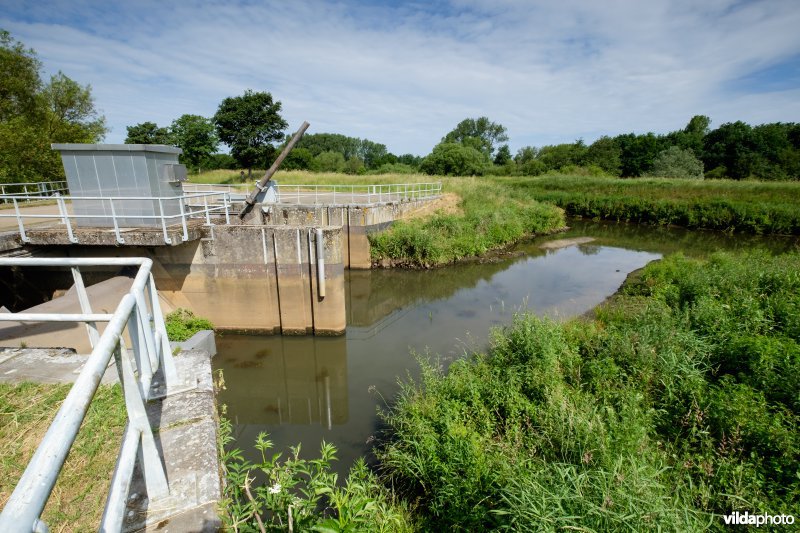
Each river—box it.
[214,219,798,474]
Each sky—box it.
[2,0,800,156]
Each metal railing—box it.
[183,182,442,206]
[0,257,177,532]
[0,181,69,201]
[0,191,232,245]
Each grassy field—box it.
[508,174,800,235]
[378,250,800,530]
[0,382,126,530]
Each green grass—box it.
[378,250,800,531]
[0,382,126,530]
[509,174,800,235]
[369,177,565,267]
[165,308,214,341]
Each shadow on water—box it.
[215,220,799,476]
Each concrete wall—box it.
[262,200,430,269]
[153,225,346,336]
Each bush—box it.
[165,308,213,341]
[419,143,488,176]
[649,146,704,179]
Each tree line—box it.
[3,29,799,183]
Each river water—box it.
[214,220,797,474]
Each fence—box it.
[0,257,177,532]
[183,182,442,206]
[0,181,69,202]
[0,191,232,245]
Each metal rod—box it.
[315,228,326,300]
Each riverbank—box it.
[508,174,800,235]
[376,249,800,530]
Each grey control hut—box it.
[51,144,186,228]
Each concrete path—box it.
[0,203,65,231]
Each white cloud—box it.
[2,0,799,155]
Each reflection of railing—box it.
[183,182,442,205]
[0,180,69,201]
[0,192,232,245]
[0,257,176,532]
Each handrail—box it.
[0,181,69,202]
[0,191,232,245]
[183,181,442,206]
[0,257,177,532]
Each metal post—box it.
[13,199,29,243]
[108,199,124,244]
[315,228,326,300]
[179,200,189,241]
[158,198,172,245]
[148,274,177,388]
[55,195,78,244]
[224,193,230,225]
[71,267,100,348]
[203,194,211,225]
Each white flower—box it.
[269,483,282,494]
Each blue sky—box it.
[3,0,800,155]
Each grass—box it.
[508,174,800,235]
[165,308,214,341]
[0,382,126,531]
[377,250,800,530]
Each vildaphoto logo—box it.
[722,511,795,527]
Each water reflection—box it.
[216,238,662,474]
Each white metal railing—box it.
[183,182,442,206]
[0,181,69,201]
[0,257,177,532]
[0,191,232,245]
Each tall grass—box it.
[369,177,564,267]
[510,175,800,235]
[378,250,800,530]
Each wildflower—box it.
[269,483,282,494]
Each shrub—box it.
[165,308,213,341]
[649,146,704,179]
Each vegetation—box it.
[0,30,106,183]
[378,250,800,530]
[368,177,564,267]
[213,90,288,178]
[165,308,214,341]
[0,382,126,530]
[219,416,414,532]
[509,174,800,235]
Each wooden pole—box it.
[238,121,310,219]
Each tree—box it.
[703,121,754,179]
[649,146,704,179]
[442,117,508,158]
[125,121,172,144]
[313,151,346,172]
[170,114,218,170]
[493,145,512,166]
[0,30,106,183]
[419,142,487,176]
[585,136,621,176]
[213,90,287,176]
[615,132,665,176]
[537,141,587,171]
[0,30,41,121]
[40,72,106,143]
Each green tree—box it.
[213,90,287,177]
[419,142,487,176]
[0,30,41,121]
[125,121,172,144]
[170,114,218,170]
[442,117,508,158]
[0,31,106,183]
[615,132,665,176]
[649,146,704,179]
[703,121,754,179]
[313,151,346,172]
[538,141,587,171]
[493,145,512,166]
[344,155,365,174]
[282,147,314,171]
[40,72,106,143]
[585,136,621,175]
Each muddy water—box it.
[214,221,798,474]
